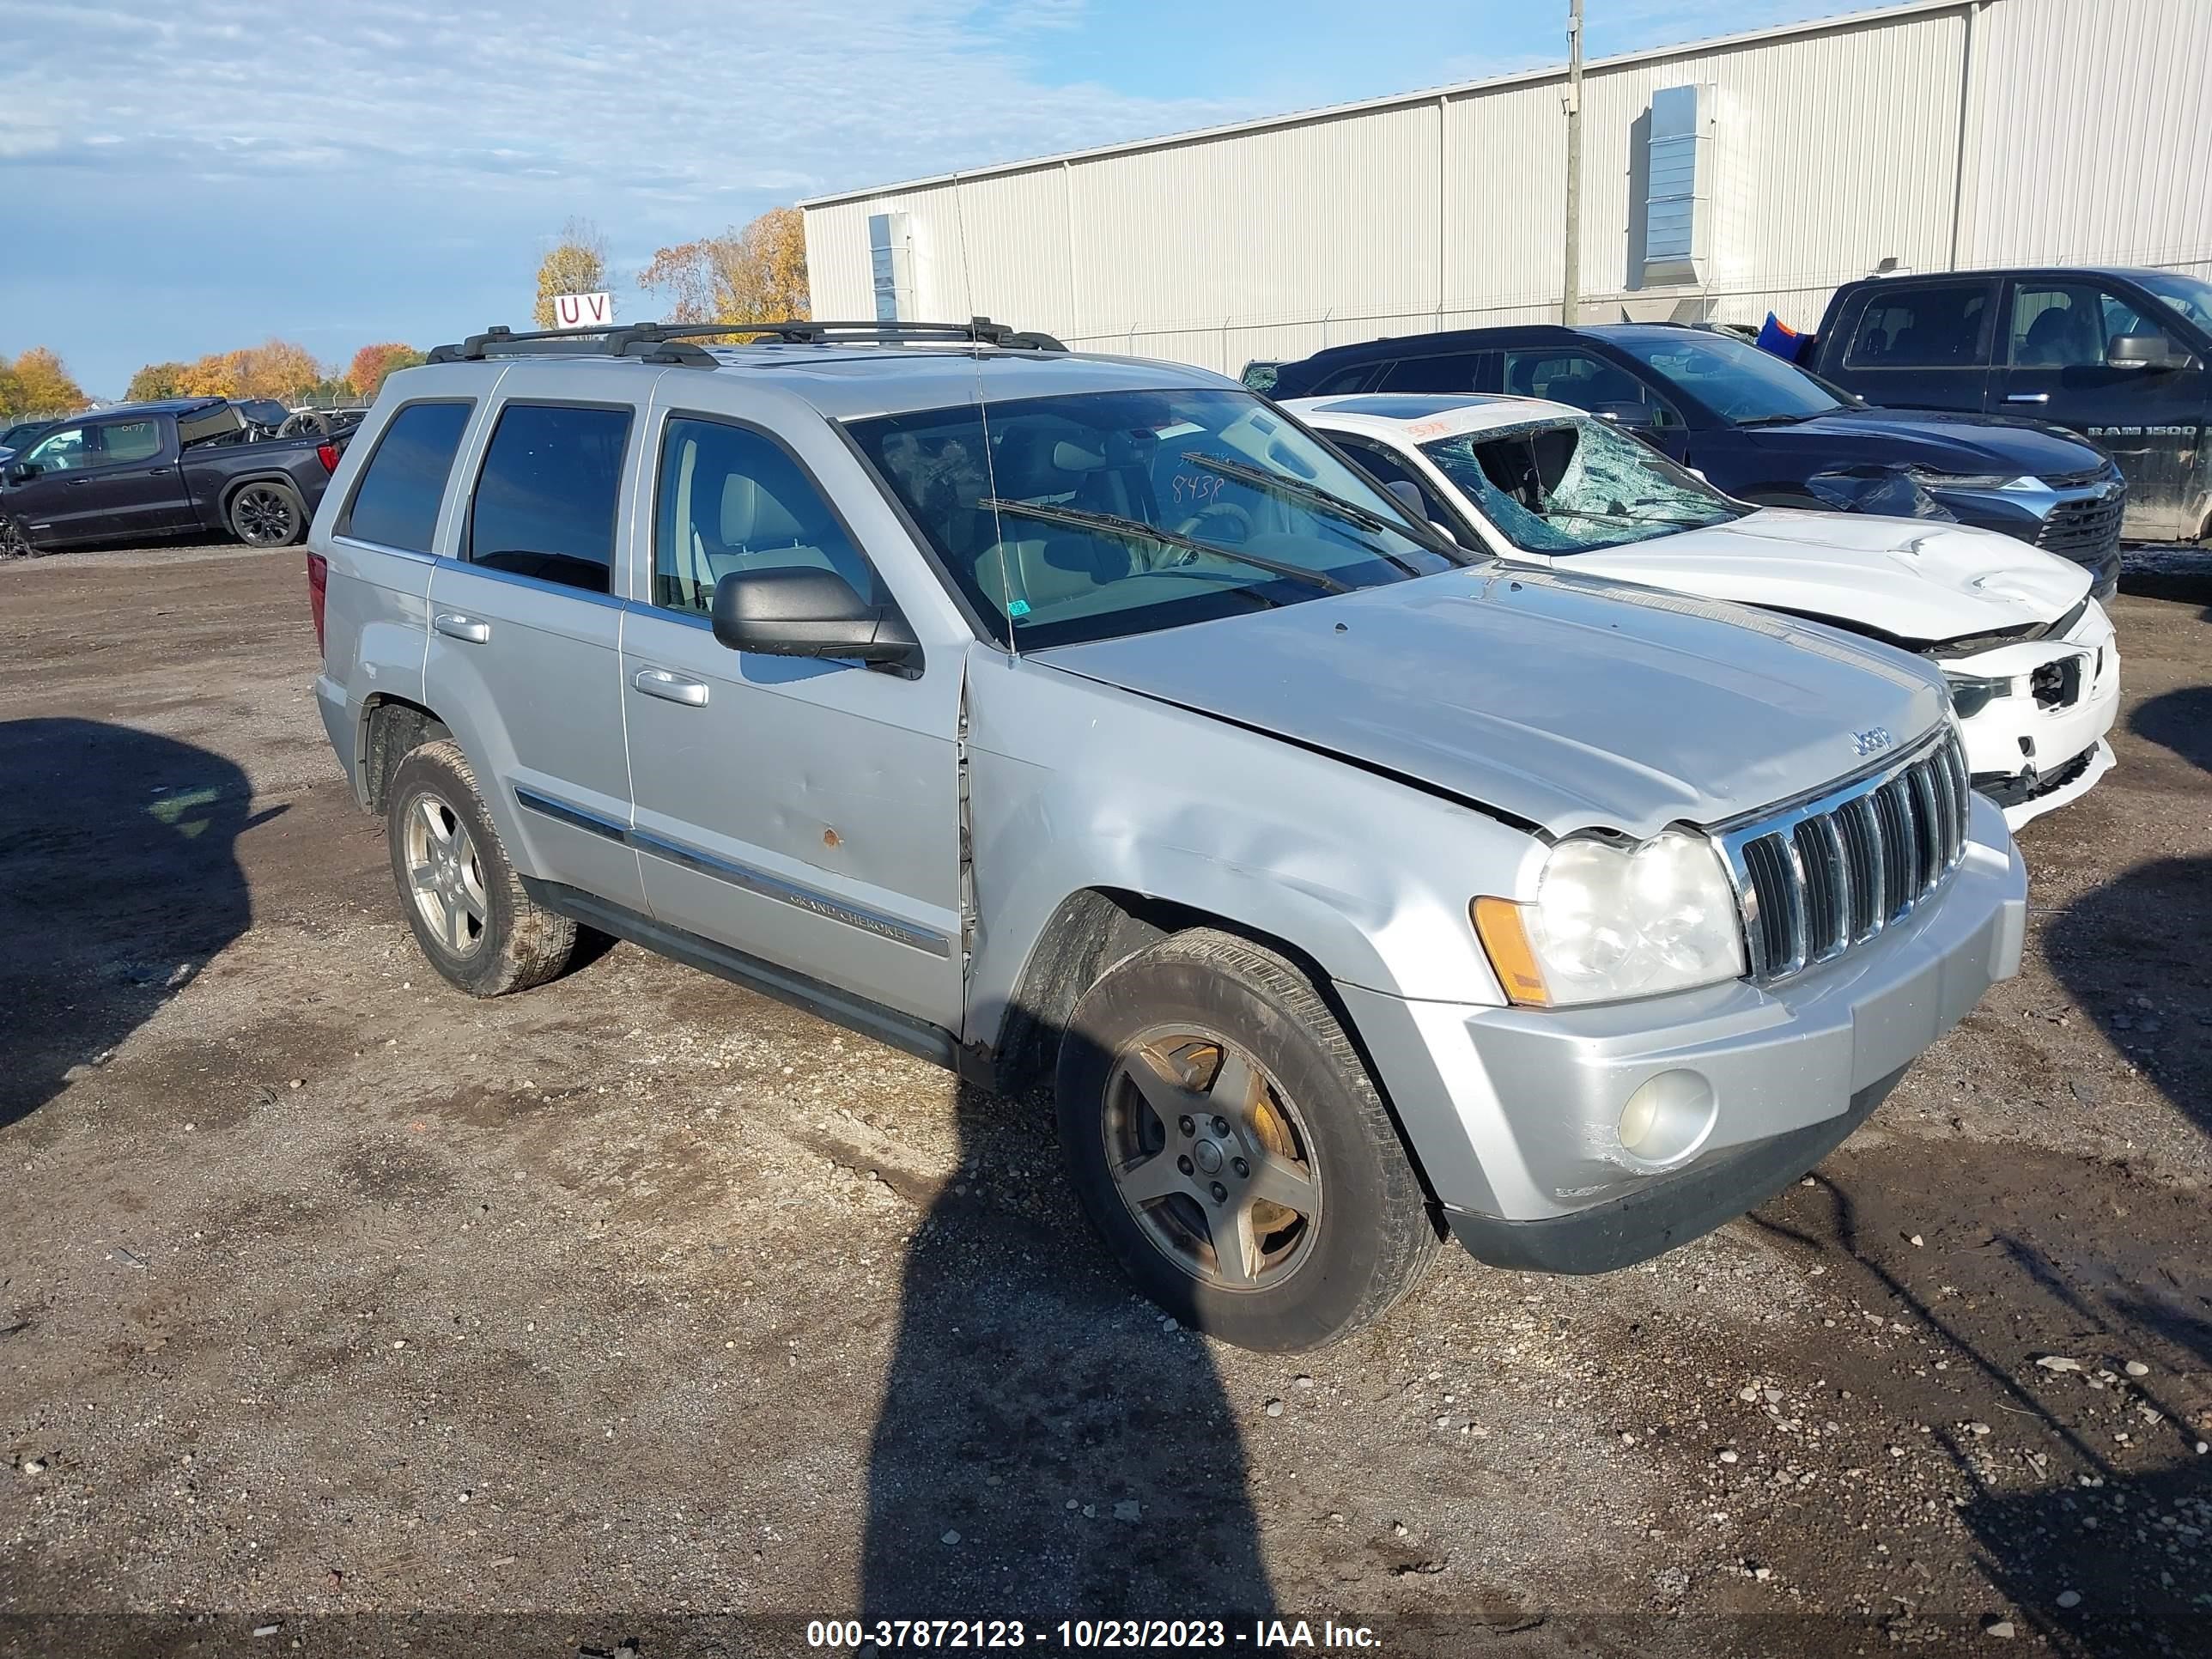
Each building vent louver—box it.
[867,212,915,323]
[1641,84,1712,285]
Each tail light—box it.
[315,441,340,475]
[307,551,328,653]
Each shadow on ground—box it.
[0,718,272,1130]
[1960,673,2210,1652]
[860,1078,1279,1644]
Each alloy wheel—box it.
[233,485,298,547]
[404,792,489,957]
[1103,1028,1323,1291]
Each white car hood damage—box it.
[1537,508,2091,645]
[1036,566,1950,841]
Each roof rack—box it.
[425,316,1067,367]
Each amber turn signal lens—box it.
[1471,896,1552,1007]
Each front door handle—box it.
[2005,392,2051,404]
[632,666,710,707]
[432,611,491,644]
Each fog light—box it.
[1618,1070,1717,1167]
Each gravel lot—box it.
[2,543,2208,1658]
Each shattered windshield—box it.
[846,386,1466,648]
[1420,416,1747,555]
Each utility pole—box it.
[1562,0,1584,325]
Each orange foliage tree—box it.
[638,206,810,328]
[345,343,426,401]
[2,347,92,418]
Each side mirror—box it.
[2107,332,2194,371]
[6,463,36,484]
[710,566,921,672]
[1592,401,1658,428]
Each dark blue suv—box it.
[1269,323,2123,598]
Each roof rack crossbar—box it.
[426,316,1066,364]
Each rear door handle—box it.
[632,666,710,706]
[2005,392,2051,404]
[432,611,491,644]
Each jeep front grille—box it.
[1718,729,1972,985]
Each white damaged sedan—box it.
[1291,392,2118,828]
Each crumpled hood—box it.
[1035,567,1951,839]
[1764,407,2108,475]
[1558,508,2092,646]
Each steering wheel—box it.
[1170,501,1253,545]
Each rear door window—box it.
[467,404,633,593]
[1844,283,1994,367]
[97,419,163,465]
[342,401,473,553]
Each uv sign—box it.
[552,292,613,327]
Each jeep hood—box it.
[1034,568,1950,840]
[1553,508,2092,647]
[1756,407,2107,475]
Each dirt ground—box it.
[1,543,2207,1659]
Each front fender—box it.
[961,650,1528,1055]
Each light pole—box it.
[1562,0,1584,325]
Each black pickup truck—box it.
[1808,267,2212,545]
[0,397,353,556]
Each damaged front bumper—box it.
[1943,599,2120,829]
[1334,791,2027,1274]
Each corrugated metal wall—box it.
[803,0,2208,375]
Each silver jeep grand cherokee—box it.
[308,319,2027,1352]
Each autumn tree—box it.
[343,343,425,401]
[637,206,811,330]
[534,218,612,328]
[126,362,191,401]
[1,348,91,418]
[168,340,325,404]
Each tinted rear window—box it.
[1844,283,1992,368]
[343,402,472,552]
[467,404,633,593]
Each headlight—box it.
[1910,471,2041,493]
[1472,829,1746,1007]
[1948,673,2015,720]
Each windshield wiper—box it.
[1177,452,1458,569]
[978,498,1350,594]
[1735,412,1815,428]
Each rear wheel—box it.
[228,481,305,548]
[1056,928,1438,1351]
[385,740,578,997]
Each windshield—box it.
[2136,271,2212,333]
[1607,331,1845,424]
[1421,416,1746,555]
[846,386,1465,648]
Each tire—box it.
[1056,927,1439,1351]
[384,739,578,998]
[0,513,34,560]
[228,480,307,548]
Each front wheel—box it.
[0,513,34,560]
[1056,928,1439,1351]
[228,481,306,548]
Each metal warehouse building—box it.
[800,0,2212,374]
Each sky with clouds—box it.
[4,0,1887,396]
